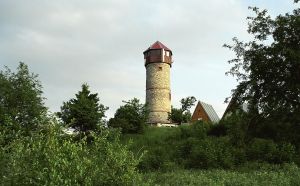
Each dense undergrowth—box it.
[1,121,299,185]
[122,121,299,172]
[0,124,143,186]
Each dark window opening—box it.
[151,50,161,56]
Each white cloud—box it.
[0,0,296,118]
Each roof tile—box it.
[144,41,172,53]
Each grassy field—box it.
[142,164,300,186]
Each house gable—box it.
[191,101,220,123]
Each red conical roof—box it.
[143,41,172,54]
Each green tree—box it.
[169,96,197,124]
[57,84,108,132]
[108,98,149,134]
[0,62,47,134]
[224,2,300,143]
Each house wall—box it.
[191,103,211,122]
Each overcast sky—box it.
[0,0,297,119]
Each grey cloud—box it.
[0,0,294,118]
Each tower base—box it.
[147,111,170,124]
[148,122,178,127]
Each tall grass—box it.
[143,163,300,186]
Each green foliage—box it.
[219,113,297,164]
[123,119,300,173]
[180,96,197,112]
[143,163,300,186]
[207,123,227,137]
[169,96,196,124]
[220,112,249,147]
[251,118,300,148]
[122,127,183,172]
[57,84,108,132]
[247,138,278,162]
[247,138,296,164]
[138,145,176,172]
[108,98,149,134]
[0,62,47,134]
[180,137,235,169]
[124,123,238,171]
[224,2,300,144]
[169,107,184,124]
[0,124,142,185]
[170,121,210,140]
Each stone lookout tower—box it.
[143,41,173,124]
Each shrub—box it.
[130,128,180,172]
[0,125,142,185]
[247,138,278,162]
[221,112,249,147]
[181,137,235,169]
[208,123,227,137]
[246,138,296,164]
[138,146,177,172]
[274,143,296,163]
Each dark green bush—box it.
[128,123,212,172]
[124,122,299,173]
[181,137,235,169]
[208,123,227,137]
[138,146,177,172]
[232,147,247,165]
[246,138,296,164]
[221,112,249,147]
[247,138,278,162]
[275,143,296,163]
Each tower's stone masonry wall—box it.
[146,89,170,112]
[148,111,170,124]
[146,63,171,123]
[146,63,170,89]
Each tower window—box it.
[151,50,161,55]
[158,66,162,71]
